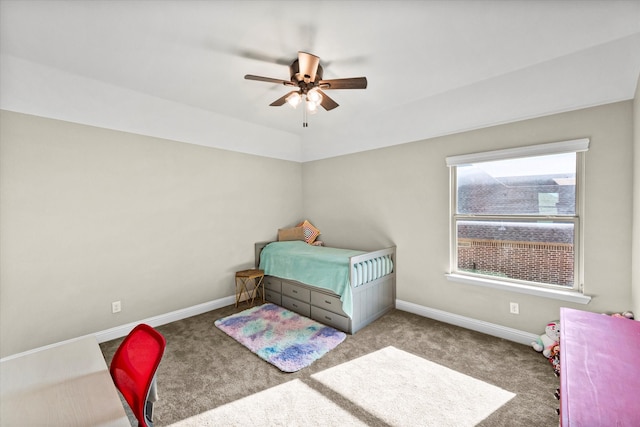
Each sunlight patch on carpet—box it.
[168,379,367,427]
[214,303,346,372]
[312,346,516,426]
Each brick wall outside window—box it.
[457,238,574,286]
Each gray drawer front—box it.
[311,292,347,316]
[264,290,281,305]
[312,306,350,332]
[264,276,282,292]
[282,282,311,302]
[281,295,311,317]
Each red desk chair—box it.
[110,324,166,427]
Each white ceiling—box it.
[1,0,640,162]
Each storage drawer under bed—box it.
[310,291,347,316]
[282,282,311,302]
[311,306,350,332]
[263,276,282,292]
[281,295,311,317]
[264,289,281,305]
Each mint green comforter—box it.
[258,241,365,318]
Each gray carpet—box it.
[100,304,560,426]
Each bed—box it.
[255,240,396,334]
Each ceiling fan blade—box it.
[245,74,295,86]
[269,91,298,107]
[319,77,368,90]
[317,89,339,111]
[297,51,320,82]
[235,49,291,66]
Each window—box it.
[446,139,589,293]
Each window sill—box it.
[445,273,592,304]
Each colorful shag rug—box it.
[214,303,347,372]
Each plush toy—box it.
[609,311,635,320]
[548,344,561,376]
[532,321,560,358]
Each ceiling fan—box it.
[245,51,367,127]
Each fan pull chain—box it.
[303,95,308,127]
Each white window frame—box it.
[445,139,591,304]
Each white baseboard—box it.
[2,296,536,363]
[95,295,236,343]
[396,299,538,346]
[1,295,236,362]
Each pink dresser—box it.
[559,307,640,426]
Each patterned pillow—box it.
[297,220,321,244]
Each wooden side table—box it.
[235,269,265,307]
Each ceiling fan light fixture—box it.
[307,88,322,104]
[245,51,367,126]
[306,97,319,113]
[285,92,302,108]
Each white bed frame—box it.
[255,242,396,334]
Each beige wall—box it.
[1,97,636,356]
[0,110,302,357]
[303,101,634,334]
[633,74,640,318]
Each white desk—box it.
[1,335,130,426]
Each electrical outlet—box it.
[111,301,121,313]
[509,302,519,314]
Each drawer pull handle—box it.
[292,303,298,308]
[324,316,332,321]
[324,300,332,304]
[292,289,298,293]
